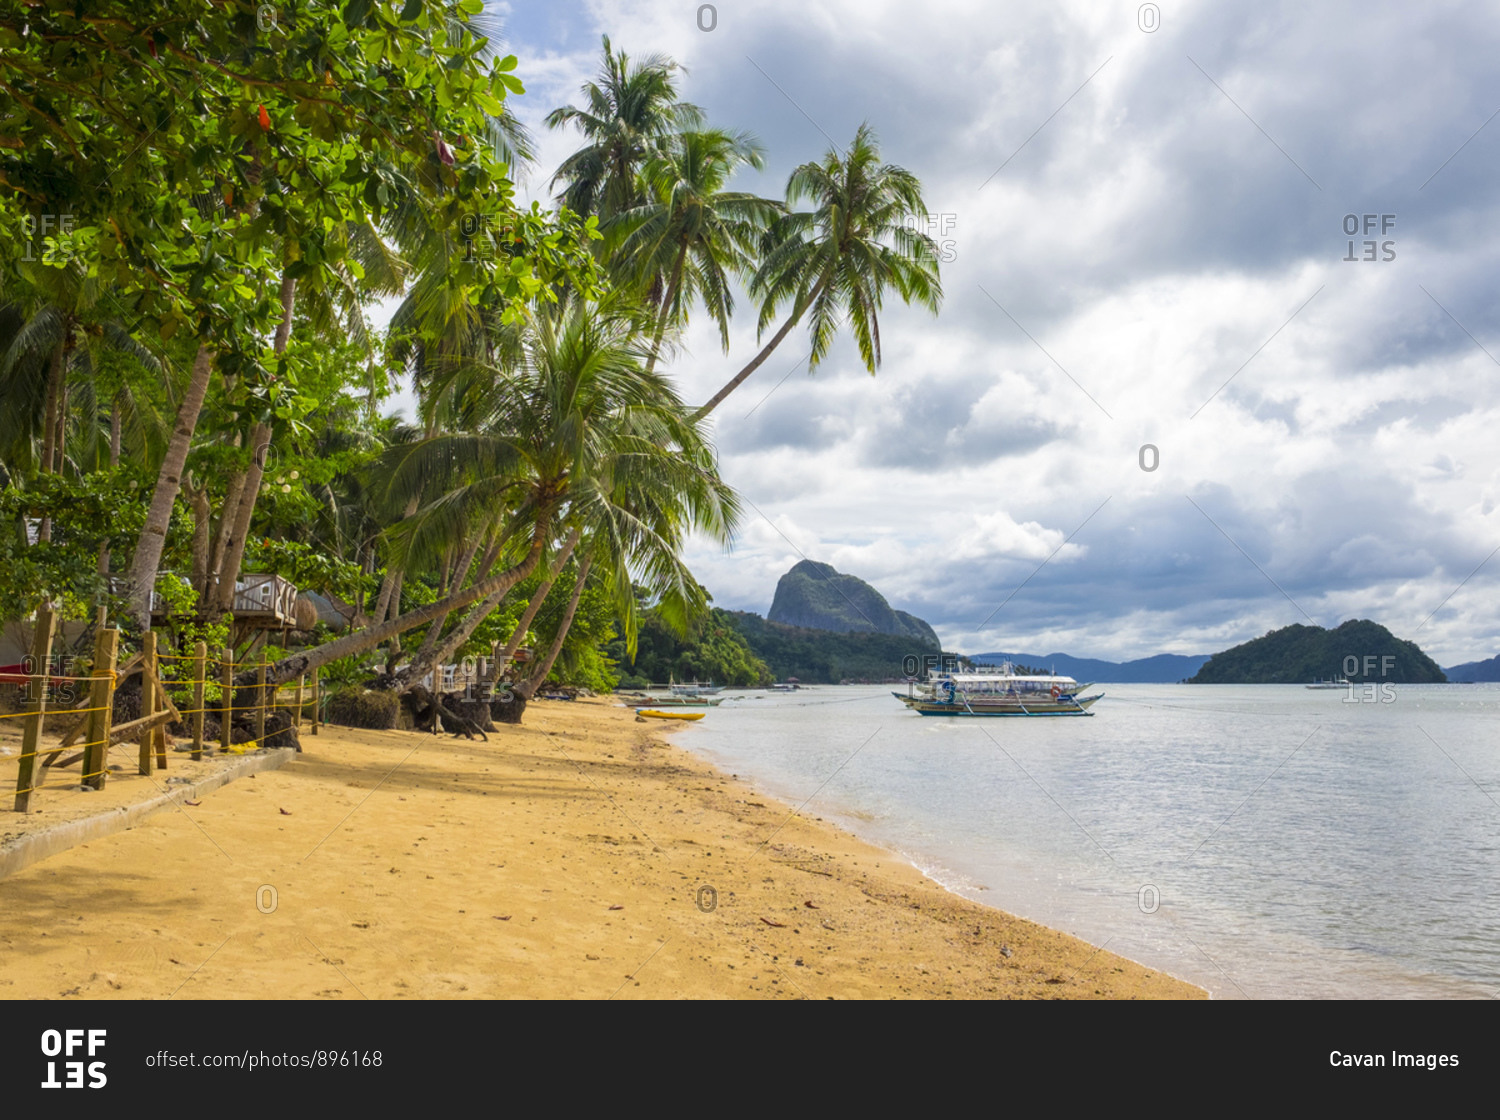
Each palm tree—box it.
[261,292,737,690]
[0,271,164,512]
[606,128,781,373]
[545,35,704,223]
[396,291,736,690]
[695,123,944,418]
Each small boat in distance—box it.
[669,679,724,698]
[636,709,705,721]
[625,695,723,708]
[894,663,1103,717]
[1306,677,1352,690]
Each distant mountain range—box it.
[967,651,1211,683]
[768,560,940,647]
[1443,655,1500,683]
[757,562,1485,685]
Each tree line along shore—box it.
[0,7,944,742]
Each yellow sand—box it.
[0,699,1204,999]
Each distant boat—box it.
[894,663,1102,717]
[627,696,723,708]
[669,679,724,698]
[1306,677,1352,690]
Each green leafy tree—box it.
[0,1,598,627]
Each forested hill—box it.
[1187,620,1446,683]
[608,607,944,687]
[767,560,939,646]
[726,611,939,683]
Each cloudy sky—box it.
[441,0,1500,663]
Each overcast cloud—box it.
[469,0,1500,663]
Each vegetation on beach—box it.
[0,10,942,725]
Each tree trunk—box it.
[488,527,580,685]
[516,551,593,700]
[110,393,121,466]
[97,395,122,576]
[36,335,66,543]
[692,307,805,420]
[409,536,483,671]
[397,531,510,691]
[188,483,212,592]
[51,381,67,473]
[256,517,551,689]
[207,456,246,599]
[644,241,688,376]
[125,343,215,630]
[208,421,268,615]
[208,274,296,618]
[370,493,420,642]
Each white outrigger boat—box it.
[669,679,724,698]
[894,663,1103,717]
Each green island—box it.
[1187,620,1447,684]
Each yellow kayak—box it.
[635,709,705,721]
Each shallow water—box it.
[678,683,1500,998]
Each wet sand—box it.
[0,699,1204,998]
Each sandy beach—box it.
[0,699,1204,999]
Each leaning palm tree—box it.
[695,123,944,418]
[605,128,781,373]
[545,35,704,223]
[260,291,736,690]
[394,292,735,691]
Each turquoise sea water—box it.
[676,683,1500,998]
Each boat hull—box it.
[636,709,705,721]
[626,697,723,708]
[900,693,1103,716]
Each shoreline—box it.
[0,699,1204,999]
[666,717,1208,994]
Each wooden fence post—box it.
[153,661,169,771]
[82,628,118,790]
[311,667,320,736]
[13,604,57,812]
[191,640,207,761]
[139,630,156,775]
[221,647,233,754]
[294,673,304,729]
[255,651,267,748]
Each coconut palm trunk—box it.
[692,308,805,419]
[643,242,688,375]
[97,395,122,576]
[209,274,297,617]
[372,566,400,626]
[397,526,531,690]
[516,550,593,699]
[487,527,580,685]
[36,334,69,543]
[254,517,552,689]
[405,535,486,674]
[124,342,214,629]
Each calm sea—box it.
[677,683,1500,998]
